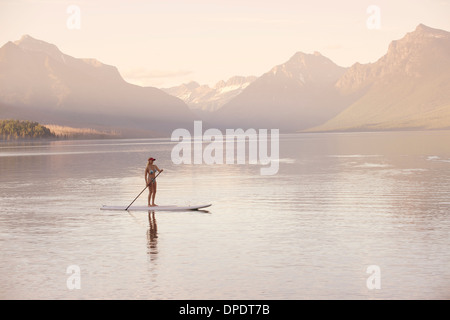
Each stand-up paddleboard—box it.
[101,204,211,212]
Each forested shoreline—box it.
[1,119,122,140]
[0,119,55,140]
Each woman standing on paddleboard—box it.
[145,157,163,206]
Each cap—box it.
[148,157,156,161]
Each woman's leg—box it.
[148,187,153,206]
[151,181,157,206]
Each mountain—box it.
[213,51,348,131]
[162,76,257,112]
[0,35,196,137]
[4,24,449,136]
[308,24,450,132]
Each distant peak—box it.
[14,34,61,53]
[292,51,308,58]
[416,24,433,32]
[290,51,329,61]
[292,51,322,57]
[386,24,449,55]
[18,34,32,41]
[412,24,449,37]
[216,76,256,88]
[184,81,201,90]
[19,34,32,39]
[15,34,43,46]
[12,34,66,63]
[286,51,337,69]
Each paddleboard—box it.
[100,204,211,212]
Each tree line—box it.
[0,119,55,140]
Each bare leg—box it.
[148,186,153,206]
[151,181,158,206]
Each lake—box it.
[1,131,449,299]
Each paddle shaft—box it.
[125,170,162,210]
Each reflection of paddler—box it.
[145,157,163,207]
[147,211,158,256]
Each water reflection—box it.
[2,132,450,299]
[147,211,158,258]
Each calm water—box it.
[1,131,449,299]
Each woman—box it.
[145,157,163,206]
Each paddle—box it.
[125,170,162,211]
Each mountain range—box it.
[1,24,450,136]
[0,35,196,137]
[309,24,450,131]
[214,51,349,131]
[162,76,257,112]
[212,24,450,132]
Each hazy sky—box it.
[1,0,449,87]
